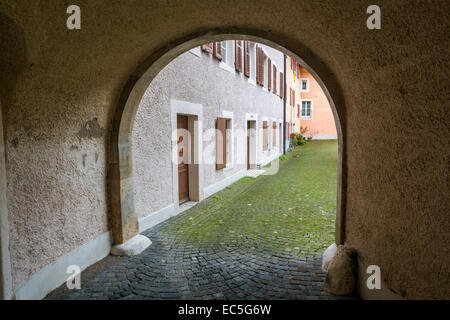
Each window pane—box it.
[221,41,227,63]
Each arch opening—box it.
[108,33,346,252]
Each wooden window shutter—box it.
[213,42,222,60]
[235,40,243,72]
[256,46,260,85]
[280,72,284,99]
[216,118,227,170]
[273,65,277,94]
[263,121,268,151]
[297,104,300,117]
[260,50,265,87]
[293,90,295,107]
[202,43,213,54]
[244,41,250,77]
[297,63,301,78]
[257,47,260,84]
[268,59,272,92]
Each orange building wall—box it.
[299,67,337,139]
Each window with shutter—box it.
[263,121,268,151]
[216,117,227,169]
[235,40,243,72]
[256,46,260,85]
[273,65,277,94]
[213,42,222,60]
[244,41,250,77]
[268,59,272,92]
[260,50,265,87]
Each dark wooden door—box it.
[177,115,189,204]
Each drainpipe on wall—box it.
[283,54,286,155]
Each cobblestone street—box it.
[48,141,356,300]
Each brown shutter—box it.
[202,43,213,53]
[256,46,261,84]
[280,72,284,100]
[244,41,250,77]
[273,65,277,94]
[216,118,227,170]
[235,40,242,72]
[257,47,261,85]
[268,58,272,92]
[260,50,265,87]
[213,42,222,60]
[256,46,260,85]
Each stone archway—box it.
[108,32,346,251]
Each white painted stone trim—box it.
[138,204,176,233]
[203,169,246,199]
[245,113,258,166]
[188,46,201,57]
[14,231,112,300]
[219,61,235,74]
[300,78,310,92]
[221,110,234,171]
[300,98,314,120]
[170,99,204,213]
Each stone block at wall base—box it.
[111,234,152,256]
[324,245,357,295]
[322,243,337,272]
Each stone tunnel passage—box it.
[47,141,356,300]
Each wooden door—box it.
[177,115,189,204]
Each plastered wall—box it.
[0,0,448,298]
[132,47,283,219]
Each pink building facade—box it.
[299,67,337,140]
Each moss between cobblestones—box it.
[161,141,338,259]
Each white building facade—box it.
[132,41,285,231]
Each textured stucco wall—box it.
[0,0,448,298]
[132,46,283,219]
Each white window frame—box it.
[219,41,235,74]
[300,99,313,120]
[300,78,310,92]
[221,110,234,171]
[221,40,227,63]
[247,42,257,86]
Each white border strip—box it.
[138,204,176,233]
[203,169,246,199]
[14,231,112,300]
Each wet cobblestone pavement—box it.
[51,141,357,300]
